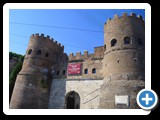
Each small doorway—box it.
[66,91,80,109]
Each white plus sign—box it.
[142,93,153,105]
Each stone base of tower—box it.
[98,80,144,109]
[10,70,51,109]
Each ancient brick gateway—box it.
[10,13,145,109]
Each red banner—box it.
[68,63,81,75]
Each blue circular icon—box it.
[137,89,158,110]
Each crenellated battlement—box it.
[106,13,144,24]
[30,33,64,50]
[69,46,104,61]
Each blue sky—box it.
[9,9,145,56]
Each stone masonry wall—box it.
[67,59,103,79]
[48,79,103,109]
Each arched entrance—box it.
[66,91,80,109]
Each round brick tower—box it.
[99,13,145,108]
[10,33,64,108]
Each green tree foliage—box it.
[9,52,24,62]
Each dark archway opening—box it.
[66,91,80,109]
